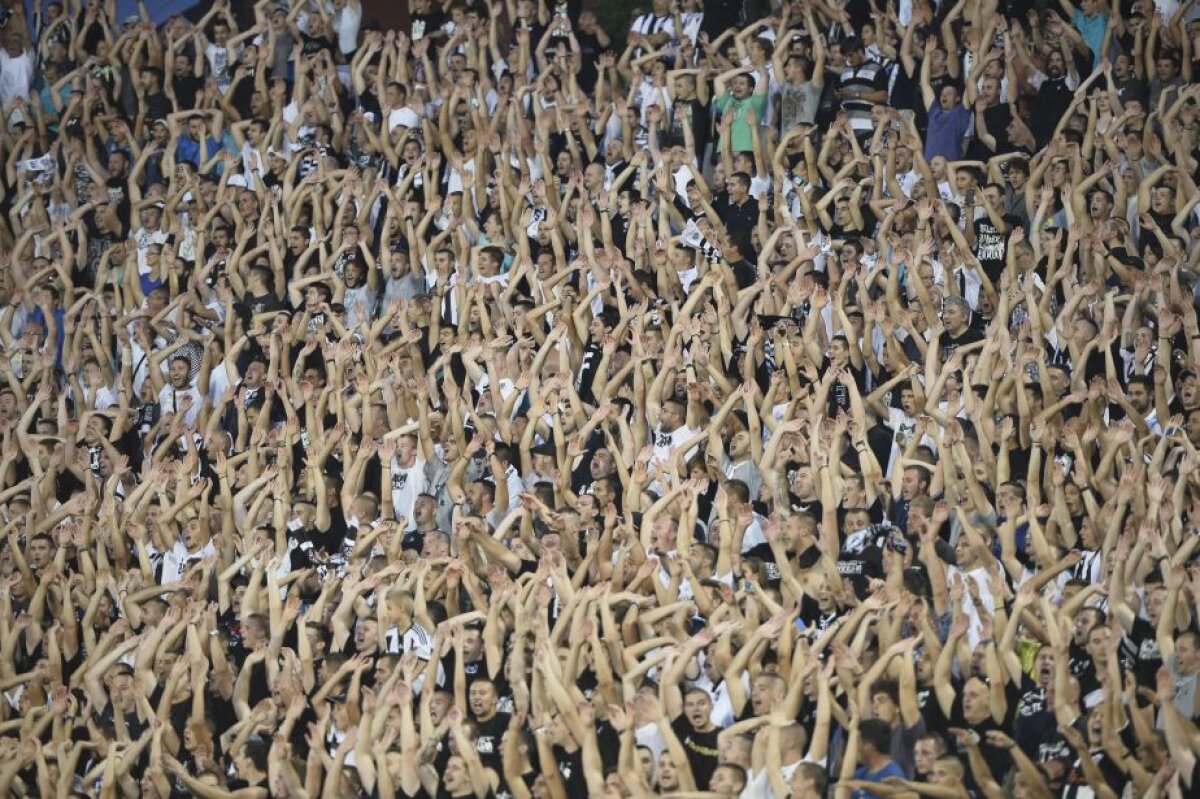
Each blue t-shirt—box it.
[851,761,907,799]
[924,101,973,162]
[1073,10,1107,69]
[176,135,225,169]
[28,307,66,370]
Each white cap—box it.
[389,107,420,131]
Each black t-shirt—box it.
[228,777,268,792]
[410,10,447,42]
[551,745,586,798]
[729,258,756,290]
[76,14,107,55]
[787,495,823,521]
[968,102,1015,160]
[821,357,866,417]
[671,716,720,789]
[1119,616,1162,687]
[742,542,788,586]
[316,503,351,547]
[574,30,603,93]
[1012,674,1055,760]
[301,33,335,58]
[576,341,604,405]
[472,711,510,772]
[719,196,759,239]
[941,687,1015,793]
[940,326,984,361]
[914,683,950,736]
[1067,641,1098,696]
[594,718,621,770]
[400,787,497,799]
[972,215,1016,285]
[81,211,123,284]
[1036,727,1073,766]
[797,594,843,635]
[837,526,887,596]
[172,73,204,111]
[669,97,711,153]
[1062,742,1131,799]
[244,290,287,316]
[1031,76,1074,146]
[568,429,608,495]
[438,652,508,697]
[144,91,172,122]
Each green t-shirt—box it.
[716,92,768,154]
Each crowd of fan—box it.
[1,0,1200,796]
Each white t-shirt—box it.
[741,758,819,799]
[158,383,203,426]
[882,406,936,478]
[0,50,35,106]
[76,383,119,411]
[948,564,996,648]
[749,174,772,201]
[738,513,768,553]
[328,0,363,55]
[157,538,216,584]
[134,226,168,275]
[241,142,268,181]
[342,283,377,329]
[650,422,698,473]
[205,43,232,89]
[390,456,428,522]
[207,361,233,406]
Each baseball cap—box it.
[388,107,420,131]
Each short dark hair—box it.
[726,479,750,505]
[871,679,900,707]
[796,763,829,795]
[717,763,748,791]
[858,718,893,754]
[1127,374,1153,392]
[919,731,948,755]
[1157,50,1182,70]
[905,464,932,488]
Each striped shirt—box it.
[630,13,674,58]
[837,61,889,136]
[383,622,434,659]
